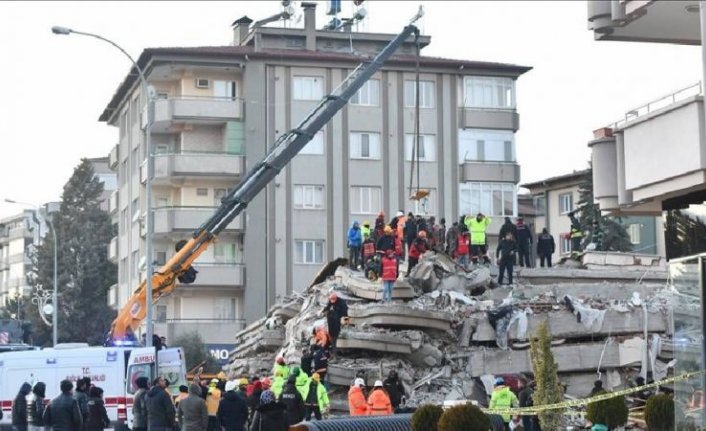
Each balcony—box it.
[458,107,519,132]
[153,318,246,344]
[192,263,245,286]
[145,97,245,133]
[153,206,244,235]
[151,152,244,186]
[109,143,119,169]
[7,226,32,241]
[459,161,521,183]
[108,236,118,262]
[109,190,119,215]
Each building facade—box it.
[101,3,530,336]
[0,210,36,310]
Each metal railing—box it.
[608,81,702,129]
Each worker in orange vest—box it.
[366,380,392,415]
[348,378,367,416]
[395,211,406,260]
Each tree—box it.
[586,391,629,429]
[27,159,117,346]
[577,167,633,252]
[529,321,563,430]
[173,330,220,373]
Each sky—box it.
[0,1,702,219]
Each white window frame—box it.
[404,134,436,162]
[213,80,237,100]
[350,132,381,160]
[299,131,325,155]
[459,182,517,217]
[458,129,515,162]
[463,76,515,109]
[295,240,325,264]
[350,79,380,106]
[404,80,435,108]
[214,242,237,263]
[351,186,382,214]
[294,185,325,210]
[560,236,571,255]
[293,76,324,101]
[196,188,209,197]
[559,193,573,215]
[628,223,641,245]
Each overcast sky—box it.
[0,1,702,219]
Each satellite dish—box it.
[284,5,295,18]
[43,303,54,316]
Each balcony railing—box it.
[153,206,244,234]
[152,152,244,181]
[109,190,119,214]
[608,82,702,129]
[109,143,119,169]
[145,96,245,130]
[108,236,118,262]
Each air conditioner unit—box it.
[195,78,210,89]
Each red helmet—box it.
[418,231,427,238]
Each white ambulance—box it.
[0,343,187,431]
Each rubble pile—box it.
[225,250,697,412]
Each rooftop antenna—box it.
[253,0,296,29]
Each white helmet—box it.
[374,380,384,387]
[354,378,365,387]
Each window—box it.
[131,96,140,126]
[404,134,436,162]
[131,147,140,177]
[154,144,170,155]
[294,185,325,209]
[350,132,381,159]
[119,161,127,186]
[458,129,515,162]
[119,111,128,140]
[120,209,128,234]
[131,198,140,223]
[351,186,381,214]
[299,131,325,155]
[560,236,571,255]
[214,242,237,263]
[156,305,167,323]
[154,251,167,266]
[213,80,237,99]
[196,188,209,197]
[214,298,236,320]
[628,223,641,245]
[408,188,436,215]
[131,251,139,279]
[293,76,323,101]
[120,258,128,283]
[559,193,573,215]
[534,196,546,217]
[463,76,515,109]
[295,240,324,264]
[224,121,245,155]
[214,188,232,206]
[96,173,117,190]
[350,79,380,106]
[459,182,516,217]
[404,80,435,108]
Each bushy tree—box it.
[529,321,563,430]
[586,391,629,429]
[577,167,633,252]
[26,159,117,345]
[645,394,675,431]
[173,330,220,373]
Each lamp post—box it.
[5,199,58,346]
[51,26,155,347]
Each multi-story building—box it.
[100,2,531,338]
[0,210,36,310]
[522,169,665,263]
[88,156,118,213]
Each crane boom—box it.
[107,18,422,345]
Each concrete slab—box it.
[336,329,419,354]
[519,268,668,285]
[347,305,453,331]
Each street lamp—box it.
[5,199,58,346]
[52,26,155,347]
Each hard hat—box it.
[354,378,366,387]
[225,380,237,392]
[329,292,338,302]
[217,371,226,380]
[262,377,271,388]
[396,211,404,217]
[384,226,393,234]
[418,230,427,238]
[238,378,249,386]
[312,373,321,383]
[363,220,370,226]
[495,377,505,386]
[210,378,218,384]
[292,367,301,377]
[276,356,285,365]
[374,380,384,387]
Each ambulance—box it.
[0,343,187,431]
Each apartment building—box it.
[588,1,705,425]
[0,210,36,310]
[100,2,531,337]
[521,169,665,263]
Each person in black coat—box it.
[382,370,406,410]
[279,376,305,426]
[536,228,556,268]
[145,377,176,431]
[217,381,249,431]
[496,232,518,285]
[249,390,287,431]
[498,217,518,241]
[300,347,313,377]
[516,218,533,267]
[403,213,418,253]
[85,386,110,431]
[28,381,46,430]
[43,380,83,431]
[322,292,348,353]
[12,382,31,431]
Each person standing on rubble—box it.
[496,232,517,286]
[366,380,393,416]
[395,211,407,260]
[489,377,519,430]
[373,211,386,243]
[404,212,418,257]
[300,347,314,377]
[436,218,447,253]
[516,217,533,268]
[361,232,376,266]
[536,228,555,268]
[279,375,305,426]
[466,212,491,264]
[272,356,290,381]
[407,230,429,274]
[427,216,438,250]
[312,345,330,389]
[455,226,471,269]
[303,373,329,421]
[445,221,459,256]
[499,217,518,241]
[376,226,396,254]
[568,211,583,257]
[322,292,348,354]
[381,249,399,303]
[383,370,406,412]
[348,378,368,416]
[347,221,362,270]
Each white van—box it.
[0,344,187,431]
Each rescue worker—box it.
[279,375,305,426]
[380,249,399,303]
[74,377,90,427]
[300,347,313,377]
[383,370,406,411]
[516,217,532,267]
[236,379,249,401]
[395,211,407,260]
[466,212,491,264]
[322,292,348,353]
[348,378,368,416]
[85,386,110,431]
[407,230,429,274]
[312,345,329,389]
[27,382,46,431]
[375,225,395,253]
[294,368,310,401]
[347,221,362,270]
[271,370,285,399]
[272,356,290,380]
[498,217,517,241]
[455,226,470,268]
[445,221,459,256]
[496,232,517,286]
[361,233,376,266]
[311,326,331,352]
[536,227,556,268]
[366,380,392,416]
[205,379,221,431]
[436,218,447,253]
[303,373,329,421]
[427,216,438,250]
[360,221,372,244]
[132,377,150,431]
[569,211,583,257]
[373,212,386,242]
[489,377,519,429]
[12,382,31,431]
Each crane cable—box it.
[408,33,428,203]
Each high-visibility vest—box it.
[456,234,469,255]
[366,389,392,415]
[467,217,491,245]
[348,386,368,416]
[362,242,376,260]
[381,256,398,281]
[394,237,403,256]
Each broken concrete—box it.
[347,304,453,331]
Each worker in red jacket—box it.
[380,250,399,303]
[455,228,470,269]
[407,231,429,274]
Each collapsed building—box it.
[225,250,699,413]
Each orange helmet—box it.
[384,226,393,234]
[418,230,427,238]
